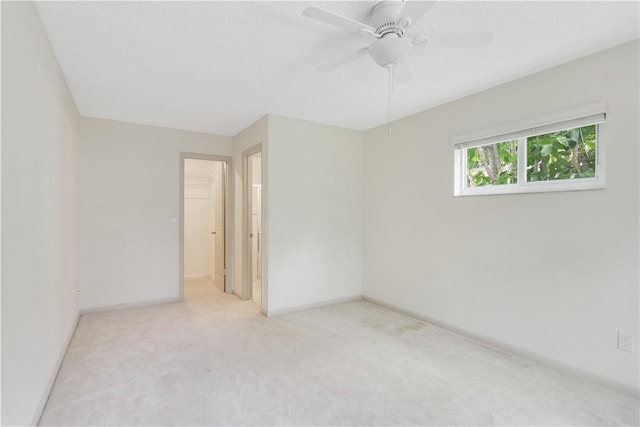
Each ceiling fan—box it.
[303,1,493,83]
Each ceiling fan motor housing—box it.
[369,1,405,31]
[367,1,414,68]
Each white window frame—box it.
[453,103,607,197]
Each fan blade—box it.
[423,32,493,48]
[317,47,369,72]
[396,1,436,29]
[394,62,413,84]
[303,7,375,33]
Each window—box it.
[465,140,518,188]
[453,107,606,196]
[526,125,596,182]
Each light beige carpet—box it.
[39,278,639,426]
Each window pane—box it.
[466,140,518,187]
[526,125,596,182]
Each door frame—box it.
[242,144,267,314]
[179,152,233,299]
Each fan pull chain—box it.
[387,64,393,135]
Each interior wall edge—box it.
[32,313,80,426]
[266,114,362,312]
[363,295,640,399]
[2,2,82,424]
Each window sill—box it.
[454,179,605,197]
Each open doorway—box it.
[249,152,262,306]
[180,154,231,300]
[243,146,264,310]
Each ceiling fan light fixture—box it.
[368,35,414,68]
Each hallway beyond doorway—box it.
[181,155,229,296]
[252,279,261,307]
[244,147,264,310]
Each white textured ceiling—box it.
[35,1,639,136]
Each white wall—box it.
[79,118,232,310]
[362,40,639,393]
[267,115,363,314]
[1,3,81,424]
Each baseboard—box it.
[363,295,640,398]
[79,297,183,314]
[33,312,80,426]
[267,295,362,317]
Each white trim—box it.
[458,177,605,197]
[34,313,80,425]
[517,137,526,185]
[260,143,269,316]
[454,117,606,197]
[242,145,260,301]
[454,113,605,149]
[179,153,234,298]
[451,102,607,148]
[242,144,269,315]
[362,296,639,398]
[267,295,362,317]
[79,297,182,314]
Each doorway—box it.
[249,152,262,305]
[180,154,231,299]
[244,146,264,310]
